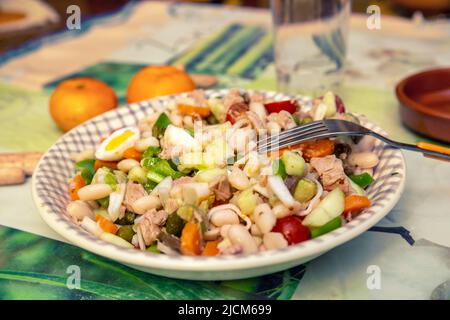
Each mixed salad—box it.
[67,89,378,256]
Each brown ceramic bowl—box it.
[396,67,450,143]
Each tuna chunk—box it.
[210,175,232,202]
[310,155,349,192]
[138,209,169,246]
[124,181,147,212]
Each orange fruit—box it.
[127,65,196,103]
[49,77,117,132]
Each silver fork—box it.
[257,119,450,161]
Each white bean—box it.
[253,203,276,234]
[210,210,240,227]
[117,159,140,173]
[228,167,250,190]
[348,152,379,169]
[227,225,258,254]
[250,224,263,236]
[272,202,292,219]
[77,184,112,201]
[253,236,263,247]
[67,200,94,221]
[220,224,232,238]
[71,149,95,162]
[134,137,160,152]
[131,195,161,214]
[204,228,220,241]
[263,232,288,250]
[355,135,376,152]
[267,121,281,134]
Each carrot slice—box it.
[343,195,371,214]
[202,240,220,256]
[94,159,118,171]
[177,103,211,117]
[123,147,142,161]
[95,214,118,234]
[180,222,202,256]
[299,139,335,161]
[68,174,86,200]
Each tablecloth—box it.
[0,1,449,300]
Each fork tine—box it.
[257,121,326,150]
[260,127,330,153]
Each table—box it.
[0,1,449,300]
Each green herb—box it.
[292,114,301,126]
[75,159,95,184]
[349,172,374,189]
[152,112,171,137]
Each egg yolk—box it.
[105,131,135,151]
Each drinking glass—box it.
[270,0,350,96]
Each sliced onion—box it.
[267,175,296,209]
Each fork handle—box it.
[416,142,450,162]
[371,133,450,161]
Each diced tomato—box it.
[343,195,371,214]
[123,147,142,161]
[177,103,211,117]
[202,240,220,256]
[264,100,297,114]
[68,174,86,201]
[95,215,118,234]
[225,102,249,124]
[180,222,202,256]
[272,216,310,245]
[335,94,346,113]
[94,159,118,171]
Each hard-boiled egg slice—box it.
[95,127,140,161]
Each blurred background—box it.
[1,0,450,53]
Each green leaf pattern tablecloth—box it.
[0,2,449,299]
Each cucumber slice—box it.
[293,178,317,203]
[282,151,305,176]
[302,188,345,227]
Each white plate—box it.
[32,89,406,280]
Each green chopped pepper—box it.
[142,157,184,182]
[272,159,287,179]
[142,146,161,159]
[152,112,171,137]
[96,196,109,209]
[75,159,95,184]
[349,172,374,189]
[310,216,342,238]
[143,181,158,193]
